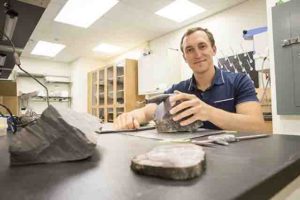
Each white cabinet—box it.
[138,49,181,95]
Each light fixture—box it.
[2,9,18,40]
[93,43,121,53]
[55,0,119,28]
[155,0,205,23]
[0,54,6,66]
[31,41,66,57]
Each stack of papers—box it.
[96,123,224,140]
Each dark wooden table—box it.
[1,133,300,200]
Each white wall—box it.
[266,0,300,135]
[15,57,104,114]
[105,43,147,65]
[16,57,71,77]
[16,57,72,114]
[107,0,267,94]
[148,0,267,80]
[70,57,104,113]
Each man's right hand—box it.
[113,103,158,130]
[114,112,140,130]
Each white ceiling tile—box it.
[23,0,248,62]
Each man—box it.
[114,27,266,132]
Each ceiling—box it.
[21,0,248,63]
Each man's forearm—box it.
[208,106,267,133]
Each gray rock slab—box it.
[9,105,101,165]
[154,97,203,133]
[131,144,206,180]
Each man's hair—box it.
[180,27,215,53]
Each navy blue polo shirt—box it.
[164,67,258,130]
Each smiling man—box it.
[114,27,266,133]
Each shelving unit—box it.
[31,96,71,102]
[16,73,72,114]
[88,59,144,122]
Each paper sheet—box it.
[97,123,224,140]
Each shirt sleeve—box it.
[164,85,175,94]
[235,74,258,105]
[164,79,193,94]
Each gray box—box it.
[272,0,300,114]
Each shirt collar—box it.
[213,66,225,86]
[188,66,225,92]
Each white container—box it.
[0,118,8,136]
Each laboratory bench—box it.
[1,132,300,200]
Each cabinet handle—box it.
[282,36,300,47]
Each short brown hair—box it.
[180,27,215,53]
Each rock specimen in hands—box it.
[154,95,203,133]
[131,144,206,180]
[9,105,101,165]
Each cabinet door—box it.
[98,70,105,106]
[107,107,114,122]
[91,71,98,106]
[106,67,114,106]
[98,107,105,122]
[116,64,124,106]
[138,54,156,94]
[138,49,181,94]
[91,108,97,116]
[116,107,124,118]
[272,0,300,114]
[290,1,300,107]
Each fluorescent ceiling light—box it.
[93,43,121,53]
[55,0,119,28]
[31,41,65,57]
[155,0,205,23]
[2,9,18,40]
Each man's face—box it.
[182,30,216,74]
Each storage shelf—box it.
[88,59,144,122]
[32,96,71,102]
[35,96,71,99]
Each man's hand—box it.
[169,91,212,126]
[169,91,266,133]
[114,112,140,130]
[113,103,158,130]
